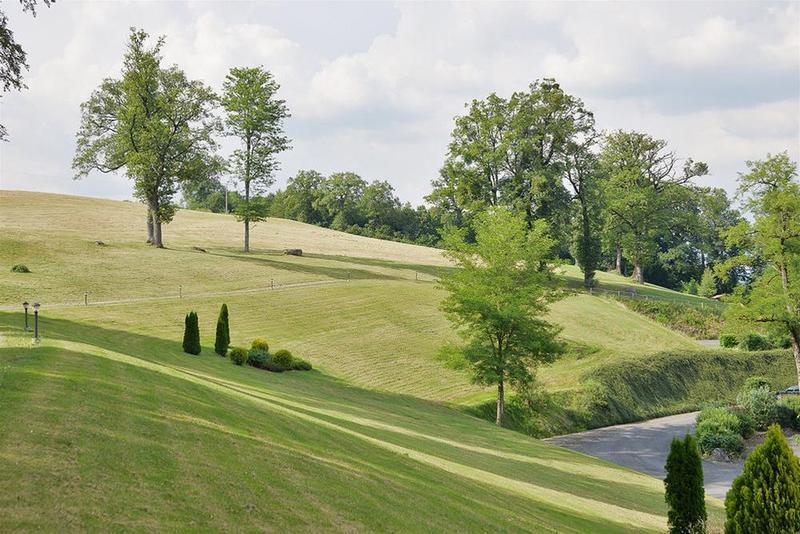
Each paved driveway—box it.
[544,412,743,499]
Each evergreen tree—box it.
[664,434,706,534]
[698,268,718,298]
[182,311,201,355]
[214,304,230,356]
[725,425,800,533]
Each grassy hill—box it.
[6,189,794,530]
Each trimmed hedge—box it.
[251,338,270,353]
[616,297,724,339]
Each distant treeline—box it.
[183,170,444,247]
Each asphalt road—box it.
[544,412,744,499]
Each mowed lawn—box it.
[1,191,698,403]
[0,317,725,531]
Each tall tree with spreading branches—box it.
[221,66,290,252]
[439,208,564,425]
[723,152,800,387]
[600,130,708,283]
[73,28,221,247]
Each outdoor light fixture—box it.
[23,301,30,331]
[32,302,40,342]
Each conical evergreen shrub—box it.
[182,311,201,355]
[214,304,230,356]
[725,425,800,533]
[664,434,706,533]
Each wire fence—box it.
[586,286,725,309]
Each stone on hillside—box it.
[283,248,302,256]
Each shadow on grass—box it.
[176,247,404,282]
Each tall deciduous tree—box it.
[221,66,290,252]
[73,28,221,247]
[0,0,53,140]
[564,134,603,287]
[724,152,800,387]
[439,208,564,426]
[600,130,708,283]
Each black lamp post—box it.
[32,302,40,342]
[23,301,30,331]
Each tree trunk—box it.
[632,264,644,284]
[615,245,623,275]
[146,209,154,244]
[244,219,250,253]
[496,380,504,426]
[791,329,800,389]
[243,177,250,253]
[149,199,164,248]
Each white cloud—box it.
[0,1,797,205]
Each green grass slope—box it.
[0,314,726,531]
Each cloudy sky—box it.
[1,1,798,205]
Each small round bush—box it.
[696,407,744,456]
[247,348,268,368]
[729,407,756,439]
[229,346,247,366]
[271,349,294,370]
[719,334,738,348]
[291,358,312,371]
[696,426,744,457]
[11,264,30,273]
[251,338,270,353]
[740,332,769,351]
[767,331,792,349]
[737,386,777,430]
[743,376,771,392]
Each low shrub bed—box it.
[10,264,30,273]
[240,340,312,373]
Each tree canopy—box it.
[438,208,564,425]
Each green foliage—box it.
[251,338,269,353]
[664,434,707,534]
[723,152,800,389]
[698,268,718,298]
[600,130,707,283]
[271,349,294,370]
[739,333,769,351]
[291,358,313,371]
[228,346,247,366]
[778,396,800,430]
[618,297,724,339]
[728,407,756,439]
[10,264,30,273]
[214,304,230,356]
[247,348,268,369]
[736,386,777,430]
[182,311,201,355]
[682,279,699,295]
[725,425,800,533]
[743,376,770,391]
[439,208,565,425]
[695,407,743,456]
[73,29,221,247]
[719,334,738,348]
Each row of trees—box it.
[428,79,745,290]
[73,29,290,251]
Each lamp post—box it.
[32,302,40,342]
[23,301,29,331]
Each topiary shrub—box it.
[251,338,270,353]
[291,358,313,371]
[247,348,268,369]
[736,386,777,430]
[271,349,294,371]
[229,346,247,366]
[719,334,738,348]
[743,376,771,392]
[725,425,800,533]
[10,264,30,273]
[664,434,706,534]
[182,311,201,355]
[214,303,230,356]
[740,332,769,351]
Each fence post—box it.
[271,279,274,290]
[179,285,182,298]
[84,292,88,306]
